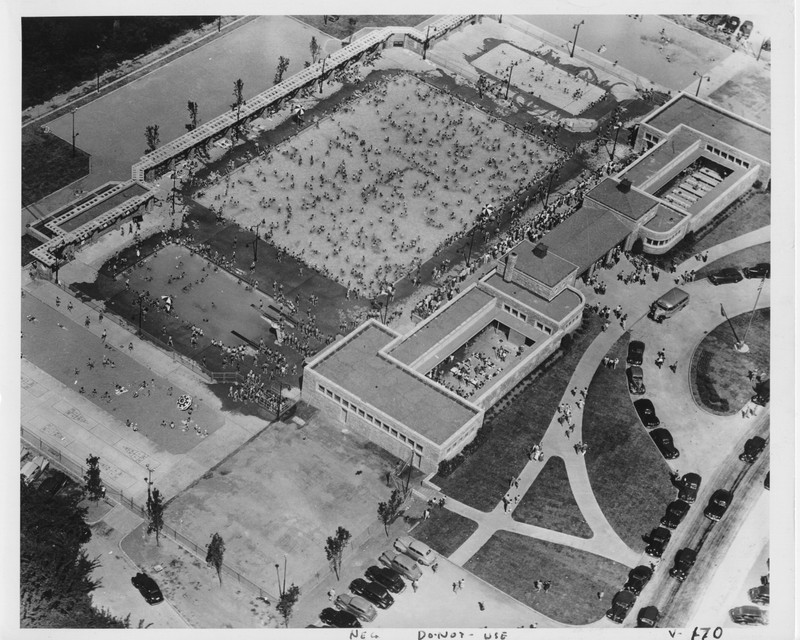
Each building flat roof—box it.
[644,204,687,233]
[389,287,495,365]
[510,239,578,287]
[482,273,583,323]
[623,129,701,188]
[645,94,770,163]
[312,323,479,445]
[587,178,659,221]
[538,204,634,274]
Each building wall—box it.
[687,164,761,232]
[640,217,690,254]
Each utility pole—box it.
[71,108,78,157]
[611,123,622,160]
[319,56,327,93]
[571,20,585,58]
[735,277,766,353]
[144,464,153,499]
[505,62,517,100]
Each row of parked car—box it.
[318,536,437,627]
[708,262,770,285]
[696,15,754,39]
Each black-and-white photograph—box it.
[5,2,794,637]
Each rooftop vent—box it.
[533,243,548,258]
[618,178,632,193]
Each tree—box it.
[186,100,199,131]
[324,526,352,580]
[309,36,320,63]
[145,124,160,153]
[145,487,165,546]
[377,489,405,536]
[83,454,103,502]
[274,56,290,85]
[205,533,225,585]
[276,584,300,628]
[231,79,245,141]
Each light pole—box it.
[319,56,328,93]
[504,62,519,101]
[610,122,623,160]
[467,205,494,267]
[171,170,177,216]
[71,108,78,157]
[693,71,709,97]
[252,218,265,263]
[144,464,153,500]
[423,25,436,60]
[275,564,283,598]
[544,169,559,207]
[571,20,585,58]
[735,276,766,353]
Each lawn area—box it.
[21,234,43,266]
[646,190,770,269]
[433,314,603,512]
[695,243,770,280]
[512,457,592,538]
[690,309,770,415]
[465,531,629,625]
[582,332,676,552]
[410,507,479,558]
[293,15,430,40]
[22,126,91,205]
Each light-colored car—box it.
[379,551,422,581]
[334,593,377,622]
[394,536,437,566]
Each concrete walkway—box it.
[439,225,771,577]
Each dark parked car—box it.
[650,428,679,459]
[320,607,361,628]
[131,573,164,605]
[364,565,406,594]
[708,267,743,285]
[349,578,394,609]
[627,340,645,365]
[739,436,766,463]
[696,14,712,23]
[645,527,671,558]
[678,472,702,503]
[738,20,753,38]
[707,15,729,28]
[669,548,697,582]
[742,262,770,279]
[752,378,770,406]
[722,15,741,34]
[637,605,660,627]
[606,590,636,623]
[764,471,770,490]
[634,398,660,428]
[729,605,768,625]
[627,366,646,395]
[748,584,769,605]
[704,489,733,521]
[38,471,69,497]
[624,566,653,595]
[661,500,691,529]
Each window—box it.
[415,443,423,452]
[334,394,341,402]
[318,384,325,393]
[383,424,390,432]
[357,408,365,417]
[399,434,407,443]
[391,429,398,437]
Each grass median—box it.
[410,507,479,558]
[582,332,676,552]
[22,127,90,206]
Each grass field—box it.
[695,243,770,279]
[22,127,90,206]
[410,507,479,558]
[512,456,592,538]
[293,15,430,40]
[434,314,602,512]
[582,332,676,552]
[465,531,629,625]
[690,309,770,415]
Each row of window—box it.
[643,131,661,144]
[501,303,553,335]
[644,229,683,247]
[317,383,424,453]
[445,424,477,454]
[705,144,750,168]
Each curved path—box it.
[424,225,771,620]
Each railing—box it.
[20,425,277,602]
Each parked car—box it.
[627,366,646,395]
[334,593,377,622]
[739,436,766,463]
[634,398,660,428]
[627,340,645,365]
[649,287,689,322]
[708,267,743,285]
[637,605,660,627]
[378,552,422,581]
[320,607,361,628]
[624,566,653,595]
[131,573,164,605]
[661,500,691,529]
[21,455,49,485]
[669,548,697,582]
[748,584,769,605]
[764,471,770,490]
[37,470,70,497]
[722,16,741,34]
[704,489,733,521]
[742,262,769,278]
[645,527,671,558]
[606,590,636,623]
[738,20,753,38]
[365,565,406,594]
[349,578,394,609]
[650,428,679,459]
[729,605,768,625]
[678,472,702,503]
[706,15,729,29]
[752,378,770,406]
[394,536,437,565]
[696,14,712,23]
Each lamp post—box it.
[423,25,435,60]
[571,20,585,58]
[71,108,78,157]
[734,276,766,353]
[610,122,623,160]
[319,56,328,93]
[275,564,283,598]
[544,169,559,207]
[171,170,177,216]
[504,62,518,100]
[251,218,266,263]
[467,205,494,267]
[144,463,153,500]
[692,71,710,97]
[136,291,146,335]
[274,381,285,420]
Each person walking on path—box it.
[327,588,336,601]
[412,580,419,593]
